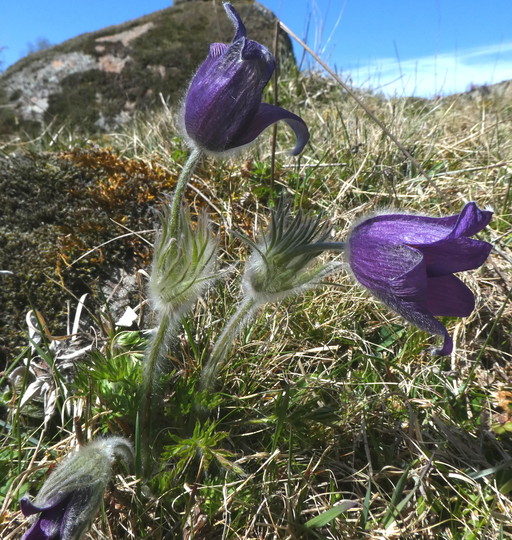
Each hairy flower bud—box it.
[20,437,133,540]
[149,201,218,319]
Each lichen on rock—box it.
[0,148,177,367]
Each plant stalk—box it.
[199,296,258,393]
[140,311,175,478]
[140,147,202,478]
[168,147,202,243]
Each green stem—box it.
[199,297,258,393]
[139,148,202,478]
[140,311,174,478]
[168,147,202,242]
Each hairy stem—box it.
[139,148,202,478]
[168,147,202,243]
[199,297,258,393]
[140,312,176,478]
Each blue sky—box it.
[1,0,511,97]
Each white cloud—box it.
[342,42,512,97]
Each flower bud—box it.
[149,202,218,319]
[242,200,341,304]
[20,437,133,540]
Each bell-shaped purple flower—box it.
[183,2,309,155]
[347,202,493,355]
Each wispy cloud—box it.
[342,42,512,97]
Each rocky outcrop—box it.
[0,0,294,139]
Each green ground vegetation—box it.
[1,65,511,539]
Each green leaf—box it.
[381,462,420,529]
[304,501,357,528]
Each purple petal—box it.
[185,38,275,153]
[448,201,493,238]
[433,333,454,356]
[242,39,273,63]
[347,202,492,357]
[39,515,63,538]
[191,43,229,83]
[21,519,48,540]
[348,237,424,295]
[21,495,70,540]
[425,274,475,317]
[21,493,68,516]
[60,488,100,540]
[415,237,493,276]
[184,1,312,155]
[348,239,456,356]
[350,202,492,246]
[21,497,44,517]
[235,102,310,155]
[209,42,229,59]
[240,39,275,80]
[351,213,456,245]
[223,2,247,41]
[375,290,453,355]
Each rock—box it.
[0,148,175,367]
[0,1,294,140]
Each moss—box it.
[0,149,177,367]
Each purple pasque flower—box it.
[20,488,101,540]
[184,2,309,155]
[347,202,493,355]
[20,437,133,540]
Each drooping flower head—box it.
[183,2,309,155]
[20,437,133,540]
[347,202,493,355]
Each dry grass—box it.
[1,66,511,540]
